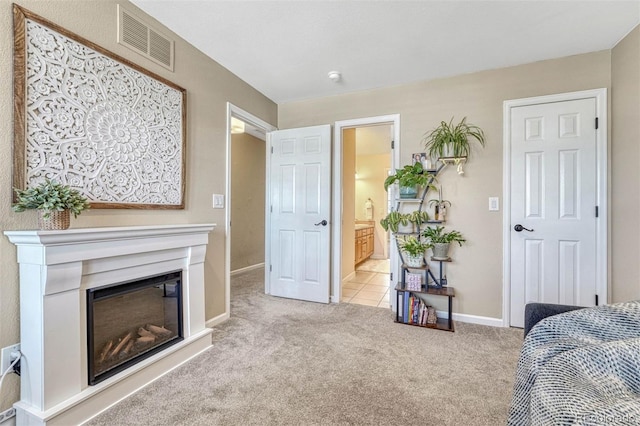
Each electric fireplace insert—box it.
[87,270,183,385]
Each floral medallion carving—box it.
[14,6,186,208]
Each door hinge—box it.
[595,117,599,130]
[270,205,273,213]
[271,146,274,154]
[270,265,272,272]
[390,272,393,281]
[391,140,394,149]
[595,206,599,217]
[595,294,599,306]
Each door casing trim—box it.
[501,88,608,327]
[333,115,400,304]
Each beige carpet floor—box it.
[88,268,523,425]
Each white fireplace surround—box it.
[4,224,215,426]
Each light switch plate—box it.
[489,197,499,211]
[213,194,225,209]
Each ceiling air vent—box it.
[117,5,174,71]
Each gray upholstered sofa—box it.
[523,302,585,336]
[509,301,640,425]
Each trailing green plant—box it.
[383,162,436,191]
[422,117,486,159]
[13,179,90,218]
[397,235,432,257]
[422,226,466,246]
[380,211,411,233]
[408,210,430,226]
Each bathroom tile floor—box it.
[342,259,391,308]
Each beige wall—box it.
[231,132,266,271]
[611,25,640,303]
[341,128,356,279]
[280,50,612,319]
[355,154,391,258]
[0,0,276,410]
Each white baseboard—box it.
[436,310,504,327]
[0,411,16,426]
[342,271,356,282]
[332,271,358,303]
[230,263,264,276]
[205,312,230,328]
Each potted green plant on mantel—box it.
[397,235,432,267]
[380,211,413,233]
[422,117,486,175]
[12,179,90,230]
[422,226,466,260]
[384,162,436,199]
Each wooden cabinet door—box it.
[361,238,367,260]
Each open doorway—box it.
[222,103,276,325]
[230,117,266,275]
[333,115,400,308]
[341,125,393,307]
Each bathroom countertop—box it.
[355,223,374,230]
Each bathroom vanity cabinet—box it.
[355,222,374,265]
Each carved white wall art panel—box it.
[13,6,186,209]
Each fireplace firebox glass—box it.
[87,270,183,385]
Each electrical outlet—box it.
[1,344,20,374]
[489,197,500,211]
[0,407,16,423]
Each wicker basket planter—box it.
[13,180,89,229]
[38,210,70,230]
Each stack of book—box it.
[397,291,437,325]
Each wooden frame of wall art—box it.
[13,5,187,209]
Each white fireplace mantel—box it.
[4,224,215,426]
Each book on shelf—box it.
[419,301,426,325]
[399,291,435,326]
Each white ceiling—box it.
[132,0,640,103]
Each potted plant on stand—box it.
[397,235,431,267]
[13,179,90,230]
[384,162,435,199]
[422,117,486,174]
[428,199,451,222]
[408,210,430,229]
[422,226,466,260]
[380,211,412,233]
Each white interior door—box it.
[509,98,598,327]
[268,125,331,303]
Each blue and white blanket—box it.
[508,301,640,425]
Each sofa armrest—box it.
[524,303,585,337]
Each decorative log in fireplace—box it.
[87,271,183,385]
